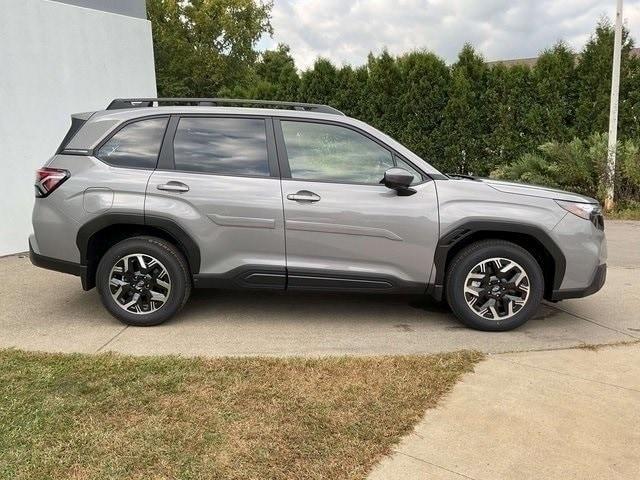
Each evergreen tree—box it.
[484,64,533,169]
[298,58,339,104]
[253,44,300,100]
[620,49,640,139]
[365,51,404,138]
[219,43,300,100]
[331,65,369,119]
[528,43,576,143]
[574,19,634,137]
[439,43,488,174]
[396,51,450,165]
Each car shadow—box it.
[175,288,564,331]
[181,288,457,326]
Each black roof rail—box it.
[106,98,345,115]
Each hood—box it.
[477,178,599,204]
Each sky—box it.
[258,0,640,70]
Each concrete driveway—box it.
[369,342,640,480]
[1,220,638,357]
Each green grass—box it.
[0,349,482,480]
[606,205,640,220]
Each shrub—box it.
[492,133,640,204]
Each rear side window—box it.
[96,117,168,169]
[173,117,270,176]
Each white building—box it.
[0,0,157,255]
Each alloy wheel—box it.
[108,253,171,315]
[463,257,530,320]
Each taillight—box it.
[35,167,69,197]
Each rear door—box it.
[275,118,439,292]
[145,115,286,288]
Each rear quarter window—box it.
[56,117,87,154]
[96,117,168,169]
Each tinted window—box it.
[96,118,168,168]
[281,121,394,184]
[173,117,270,176]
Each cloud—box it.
[259,0,640,69]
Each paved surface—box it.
[1,220,638,356]
[368,342,640,480]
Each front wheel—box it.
[445,240,544,331]
[96,236,191,326]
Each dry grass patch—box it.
[0,349,483,480]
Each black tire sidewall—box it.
[446,241,544,331]
[96,237,190,326]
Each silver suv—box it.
[30,98,607,331]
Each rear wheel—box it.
[96,236,191,326]
[445,240,544,331]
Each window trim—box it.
[92,115,171,170]
[273,117,429,187]
[157,113,279,179]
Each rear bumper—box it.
[550,263,606,301]
[29,238,87,282]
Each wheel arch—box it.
[76,213,200,290]
[429,220,565,301]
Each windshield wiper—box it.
[446,173,480,181]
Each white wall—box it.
[0,0,157,255]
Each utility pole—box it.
[605,0,623,212]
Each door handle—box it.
[287,190,321,202]
[157,181,189,193]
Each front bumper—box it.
[29,238,87,283]
[550,263,607,301]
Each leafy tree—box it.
[439,43,488,174]
[147,0,273,97]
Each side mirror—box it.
[383,168,416,196]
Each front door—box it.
[146,115,286,288]
[275,118,439,292]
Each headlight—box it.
[555,200,599,220]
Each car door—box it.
[274,118,439,292]
[145,114,287,288]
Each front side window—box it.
[173,117,270,176]
[281,121,394,184]
[96,117,168,168]
[395,156,423,185]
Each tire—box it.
[445,240,544,331]
[96,236,191,326]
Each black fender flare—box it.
[429,219,566,300]
[76,213,201,274]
